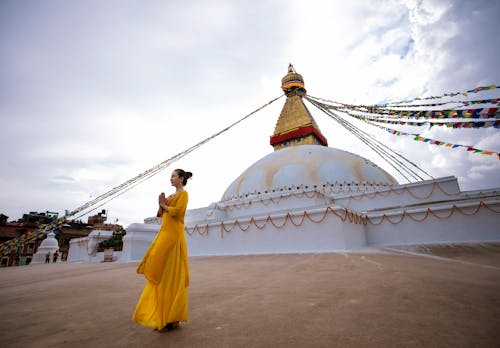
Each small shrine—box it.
[31,231,59,264]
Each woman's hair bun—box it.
[175,169,193,186]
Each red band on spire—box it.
[270,125,328,146]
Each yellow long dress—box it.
[133,190,190,329]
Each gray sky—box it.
[1,0,499,226]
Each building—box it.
[0,211,122,267]
[0,212,54,266]
[0,219,38,266]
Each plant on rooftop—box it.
[98,229,126,251]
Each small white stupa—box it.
[31,231,59,264]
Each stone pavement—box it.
[1,245,500,348]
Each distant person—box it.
[133,169,192,332]
[53,251,59,263]
[45,252,50,264]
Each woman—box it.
[133,169,192,332]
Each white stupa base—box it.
[67,230,116,262]
[119,205,367,262]
[68,176,500,263]
[123,179,500,262]
[186,206,366,257]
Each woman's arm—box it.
[165,191,188,217]
[156,207,164,217]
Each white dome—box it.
[38,231,59,249]
[222,145,397,200]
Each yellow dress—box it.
[133,190,190,329]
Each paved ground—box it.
[1,244,500,348]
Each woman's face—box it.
[170,171,183,187]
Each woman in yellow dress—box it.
[133,169,192,332]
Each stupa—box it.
[31,231,59,264]
[68,65,500,262]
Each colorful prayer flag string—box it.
[341,110,500,129]
[380,84,499,107]
[360,119,500,159]
[329,104,500,120]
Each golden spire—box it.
[270,64,328,151]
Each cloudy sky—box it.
[1,0,499,227]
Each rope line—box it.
[351,116,500,158]
[340,108,499,127]
[67,95,283,218]
[306,96,432,182]
[382,85,499,106]
[308,98,416,181]
[306,92,500,158]
[329,104,499,120]
[371,97,500,109]
[305,85,499,108]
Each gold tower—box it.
[270,64,328,151]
